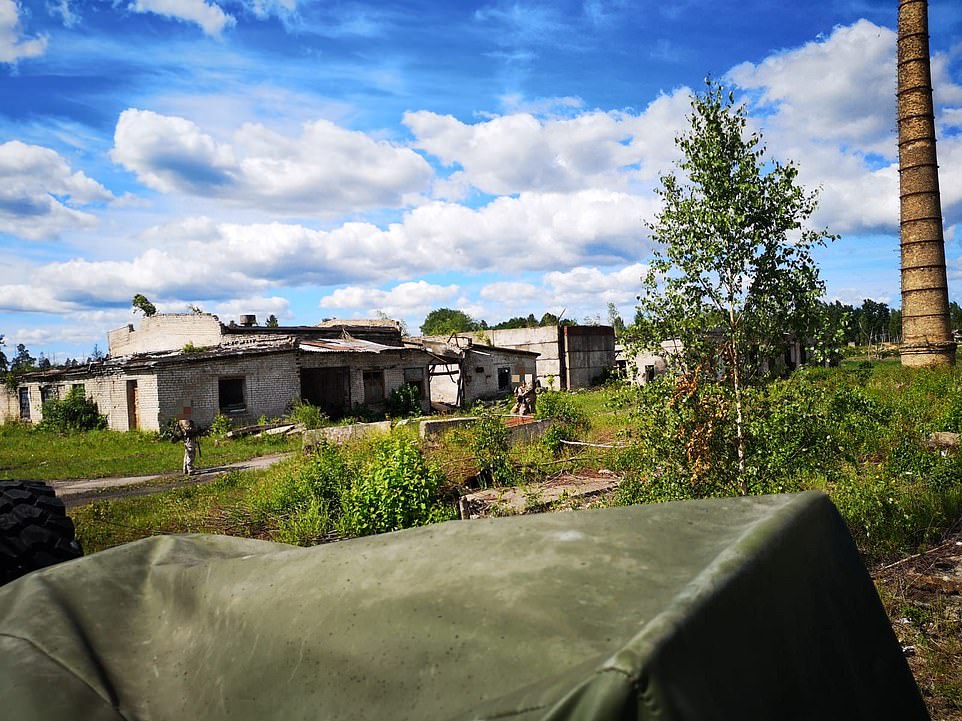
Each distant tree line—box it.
[419,308,577,336]
[1,334,106,388]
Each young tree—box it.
[11,344,36,374]
[265,314,279,328]
[132,294,157,317]
[607,303,625,334]
[420,308,480,336]
[636,81,835,492]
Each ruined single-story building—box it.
[480,325,616,390]
[616,334,811,387]
[413,336,539,408]
[2,314,434,431]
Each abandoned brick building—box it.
[1,314,434,431]
[480,325,617,390]
[413,335,539,408]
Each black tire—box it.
[0,480,83,586]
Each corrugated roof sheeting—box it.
[298,338,398,354]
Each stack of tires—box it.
[0,480,83,586]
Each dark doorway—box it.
[126,380,139,430]
[18,387,30,420]
[301,367,350,418]
[218,377,246,414]
[363,371,385,404]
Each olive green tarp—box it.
[0,491,927,720]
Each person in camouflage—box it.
[177,419,201,475]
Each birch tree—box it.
[636,81,834,494]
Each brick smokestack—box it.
[897,0,955,366]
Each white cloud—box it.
[404,89,690,196]
[0,0,47,63]
[320,281,460,319]
[728,20,897,154]
[209,295,292,324]
[479,282,541,302]
[49,0,78,27]
[0,140,114,240]
[543,263,647,305]
[111,109,433,214]
[128,0,234,37]
[0,185,654,313]
[726,19,962,235]
[242,0,297,19]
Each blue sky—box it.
[2,0,962,361]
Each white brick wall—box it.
[108,314,224,356]
[429,350,537,406]
[1,346,436,430]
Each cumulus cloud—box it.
[111,109,433,214]
[0,0,47,62]
[128,0,235,36]
[728,20,897,154]
[0,186,654,313]
[724,19,962,235]
[405,89,690,196]
[479,281,541,302]
[0,140,114,240]
[543,263,647,305]
[209,295,292,324]
[320,281,460,318]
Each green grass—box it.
[72,470,259,553]
[0,423,299,480]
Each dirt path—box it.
[51,453,292,507]
[873,529,962,721]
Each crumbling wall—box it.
[0,386,18,422]
[563,325,616,388]
[108,314,224,357]
[157,353,299,429]
[485,326,563,387]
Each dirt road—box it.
[51,453,291,507]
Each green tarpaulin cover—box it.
[0,491,927,720]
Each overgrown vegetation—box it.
[288,400,330,429]
[464,407,517,487]
[386,383,422,419]
[616,362,962,562]
[37,387,107,432]
[536,390,589,452]
[243,433,454,544]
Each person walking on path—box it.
[177,419,202,475]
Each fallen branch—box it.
[559,439,628,449]
[875,539,958,573]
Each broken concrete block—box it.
[924,431,960,454]
[303,421,393,450]
[419,417,479,441]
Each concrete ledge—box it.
[418,416,552,444]
[419,417,478,441]
[303,420,393,450]
[506,419,552,444]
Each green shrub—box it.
[208,413,232,437]
[387,383,422,418]
[288,400,330,429]
[156,417,180,441]
[536,390,589,452]
[831,468,962,562]
[37,387,106,432]
[248,443,350,542]
[339,435,452,536]
[468,407,517,487]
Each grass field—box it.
[8,362,962,719]
[0,423,299,480]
